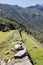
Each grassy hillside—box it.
[21,31,43,65]
[0,16,20,31]
[0,30,43,64]
[0,30,14,44]
[0,3,43,43]
[0,30,17,60]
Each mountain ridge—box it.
[0,3,43,43]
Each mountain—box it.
[0,3,43,43]
[28,4,43,11]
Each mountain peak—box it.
[14,5,18,7]
[34,4,40,7]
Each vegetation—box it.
[21,31,43,65]
[0,16,20,31]
[0,4,43,43]
[0,3,43,64]
[0,30,17,60]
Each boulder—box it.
[14,50,27,59]
[14,44,22,49]
[11,44,22,52]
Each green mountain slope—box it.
[21,31,43,65]
[0,3,43,43]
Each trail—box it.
[13,31,32,65]
[0,31,32,65]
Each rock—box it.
[0,59,13,65]
[5,51,10,55]
[8,59,11,63]
[1,60,7,65]
[16,41,26,50]
[11,48,15,52]
[11,44,22,52]
[13,61,32,65]
[8,59,13,65]
[14,50,27,59]
[14,44,22,50]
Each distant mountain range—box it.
[0,3,43,43]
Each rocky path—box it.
[12,32,32,65]
[14,61,32,65]
[13,41,32,65]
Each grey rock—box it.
[14,49,26,58]
[14,61,32,65]
[11,44,22,52]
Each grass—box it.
[21,31,43,65]
[1,30,43,64]
[0,30,14,45]
[0,30,17,60]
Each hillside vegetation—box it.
[0,30,17,60]
[0,3,43,65]
[0,16,20,31]
[0,4,43,43]
[21,31,43,65]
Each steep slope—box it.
[21,31,43,65]
[0,3,43,43]
[0,16,20,31]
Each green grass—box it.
[0,30,14,44]
[21,31,43,65]
[0,30,17,60]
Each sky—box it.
[0,0,43,7]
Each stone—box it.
[13,61,32,65]
[11,44,22,52]
[14,50,26,59]
[14,44,22,50]
[1,60,6,65]
[5,51,10,55]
